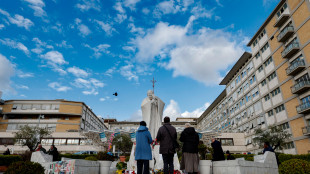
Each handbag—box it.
[163,125,180,149]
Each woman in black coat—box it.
[179,123,199,174]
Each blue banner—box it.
[198,133,202,140]
[99,132,106,138]
[130,132,136,139]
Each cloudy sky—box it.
[0,0,279,121]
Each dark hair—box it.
[226,150,230,154]
[164,116,170,123]
[140,121,146,126]
[264,142,270,147]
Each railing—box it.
[277,26,294,41]
[291,80,310,94]
[282,42,299,58]
[302,126,310,135]
[296,101,310,114]
[286,60,305,75]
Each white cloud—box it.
[124,0,141,10]
[82,88,98,95]
[17,71,34,78]
[23,0,46,17]
[72,78,104,95]
[31,37,53,54]
[142,8,150,14]
[16,85,29,90]
[0,9,34,30]
[0,54,15,93]
[76,0,101,12]
[31,48,44,54]
[0,24,4,30]
[0,38,30,55]
[48,82,71,92]
[94,20,115,36]
[84,43,111,58]
[153,0,194,17]
[119,64,139,82]
[128,23,145,36]
[215,0,223,7]
[67,66,89,77]
[132,16,245,85]
[99,98,106,101]
[74,18,91,37]
[40,51,68,75]
[104,67,116,77]
[113,2,127,23]
[130,109,142,121]
[190,4,214,19]
[163,99,210,121]
[56,40,73,49]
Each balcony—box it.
[286,60,306,76]
[291,80,310,94]
[277,26,294,42]
[282,42,300,58]
[274,14,290,27]
[297,101,310,114]
[302,126,310,136]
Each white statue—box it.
[141,90,165,140]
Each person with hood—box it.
[226,150,235,160]
[179,123,199,174]
[211,138,225,161]
[47,145,59,161]
[135,121,153,174]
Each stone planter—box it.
[199,160,212,174]
[98,160,112,174]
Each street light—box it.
[37,114,45,127]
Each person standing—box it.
[135,121,153,174]
[35,143,47,153]
[211,138,225,161]
[226,150,235,160]
[3,148,10,155]
[263,142,274,154]
[179,123,199,174]
[47,145,59,161]
[156,116,177,174]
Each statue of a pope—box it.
[141,90,165,140]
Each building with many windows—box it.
[197,0,310,154]
[0,99,107,153]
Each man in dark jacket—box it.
[47,145,59,161]
[135,121,153,174]
[156,116,177,174]
[211,138,225,161]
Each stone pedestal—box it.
[31,151,53,163]
[42,159,100,174]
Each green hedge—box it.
[4,161,44,174]
[58,154,96,161]
[279,159,310,174]
[0,155,22,166]
[278,154,310,164]
[231,154,255,161]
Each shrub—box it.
[97,151,115,161]
[279,159,310,174]
[278,154,310,164]
[116,162,127,170]
[4,161,44,174]
[0,155,22,166]
[230,154,255,161]
[125,156,130,162]
[20,151,32,162]
[85,156,98,161]
[59,154,96,161]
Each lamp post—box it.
[37,114,45,127]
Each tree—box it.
[112,134,133,156]
[253,125,291,150]
[14,125,51,151]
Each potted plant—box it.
[97,151,115,174]
[198,143,212,174]
[116,161,127,174]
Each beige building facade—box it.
[198,0,310,154]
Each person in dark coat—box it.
[156,116,177,174]
[47,145,59,161]
[179,123,199,174]
[135,121,153,174]
[211,138,225,161]
[226,150,235,160]
[35,143,47,153]
[263,142,274,154]
[3,148,10,155]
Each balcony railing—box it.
[286,60,306,76]
[277,26,294,42]
[297,101,310,114]
[291,80,310,94]
[282,42,300,58]
[274,14,290,27]
[302,126,310,136]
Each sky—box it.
[0,0,279,121]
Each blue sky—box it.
[0,0,279,121]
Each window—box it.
[277,3,288,18]
[41,139,53,145]
[253,39,258,47]
[255,52,260,59]
[51,104,59,110]
[280,122,290,130]
[296,74,310,83]
[264,94,270,101]
[67,139,79,145]
[264,57,273,67]
[47,124,56,131]
[261,42,270,53]
[42,104,51,110]
[283,142,294,149]
[267,110,274,117]
[275,104,285,113]
[0,138,14,145]
[220,138,234,146]
[54,139,67,145]
[250,75,256,85]
[32,104,41,110]
[21,104,31,110]
[261,79,267,86]
[258,65,264,72]
[267,72,277,81]
[301,96,310,104]
[258,29,266,40]
[271,88,281,97]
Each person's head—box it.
[50,145,55,149]
[185,123,191,128]
[147,90,154,100]
[264,142,270,148]
[140,121,147,127]
[226,150,230,155]
[38,144,42,148]
[211,138,215,143]
[164,116,170,123]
